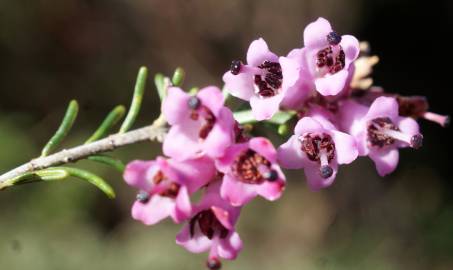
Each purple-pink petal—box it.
[330,130,358,164]
[197,86,225,117]
[163,87,190,125]
[369,148,400,176]
[220,174,257,207]
[303,17,332,48]
[277,135,305,169]
[304,162,338,190]
[365,96,399,122]
[246,38,278,67]
[132,195,174,225]
[315,69,349,96]
[294,117,325,135]
[248,137,277,163]
[249,94,284,121]
[123,160,154,190]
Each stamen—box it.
[206,258,222,270]
[188,96,201,110]
[263,169,279,182]
[327,31,342,45]
[253,60,282,97]
[231,149,272,184]
[190,210,229,240]
[368,117,423,149]
[423,112,450,127]
[230,60,242,75]
[320,165,333,179]
[136,191,150,203]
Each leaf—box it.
[87,155,125,172]
[85,105,126,143]
[171,67,185,87]
[119,66,148,133]
[58,167,116,199]
[41,100,79,157]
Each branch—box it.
[0,122,166,185]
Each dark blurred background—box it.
[1,0,452,269]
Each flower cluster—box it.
[123,17,448,269]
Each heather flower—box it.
[340,96,423,176]
[302,17,360,96]
[124,156,216,225]
[216,137,286,206]
[277,116,358,190]
[176,181,242,268]
[222,38,302,120]
[163,86,235,161]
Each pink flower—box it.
[176,181,242,267]
[124,156,216,225]
[277,117,358,190]
[222,38,302,120]
[301,17,359,96]
[339,96,423,176]
[216,137,286,206]
[163,86,235,161]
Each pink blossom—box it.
[163,86,235,161]
[339,96,423,176]
[301,17,360,96]
[124,156,216,225]
[216,137,286,206]
[278,117,358,190]
[176,181,242,267]
[222,38,302,120]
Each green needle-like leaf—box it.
[154,73,166,101]
[171,67,185,87]
[58,167,116,199]
[41,100,79,157]
[88,155,125,172]
[119,66,148,133]
[0,168,69,189]
[85,105,126,143]
[233,110,256,124]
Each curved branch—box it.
[0,123,167,185]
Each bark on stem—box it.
[0,123,166,184]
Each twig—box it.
[0,123,166,184]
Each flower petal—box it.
[294,117,324,135]
[330,130,358,164]
[131,195,174,225]
[340,35,360,67]
[163,124,201,161]
[256,169,286,201]
[303,17,332,48]
[249,137,277,163]
[176,223,212,253]
[365,96,399,122]
[277,135,305,169]
[197,86,225,116]
[218,232,243,260]
[315,69,349,96]
[203,108,235,158]
[368,148,399,176]
[172,186,192,223]
[215,143,248,173]
[123,160,154,190]
[250,94,284,121]
[246,38,278,67]
[222,71,255,101]
[162,87,190,125]
[304,162,338,190]
[220,174,257,207]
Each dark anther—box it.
[320,165,334,179]
[188,96,201,110]
[230,60,242,75]
[410,134,423,149]
[136,191,150,203]
[206,258,222,270]
[263,169,279,182]
[327,31,342,45]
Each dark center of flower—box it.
[367,117,398,148]
[230,60,242,75]
[231,149,272,184]
[316,46,345,74]
[189,209,229,240]
[152,170,181,198]
[300,133,335,163]
[188,101,217,140]
[254,60,282,97]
